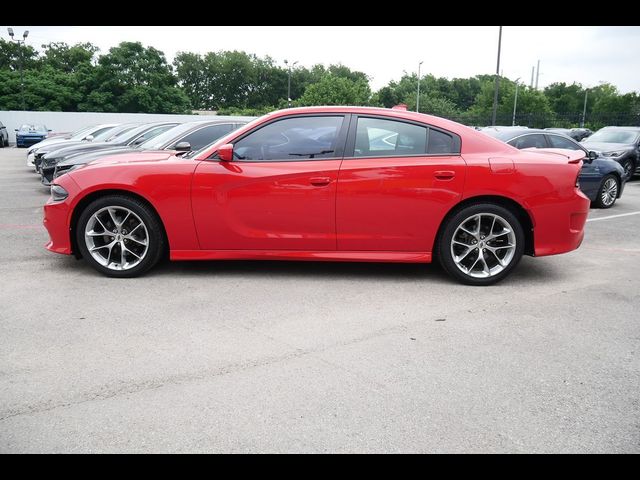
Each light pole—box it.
[491,26,503,126]
[7,27,29,111]
[512,77,521,126]
[416,61,423,113]
[581,89,589,128]
[284,59,298,108]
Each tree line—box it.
[1,40,639,128]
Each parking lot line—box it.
[586,211,640,223]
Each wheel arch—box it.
[435,195,535,258]
[69,189,169,259]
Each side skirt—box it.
[170,250,432,263]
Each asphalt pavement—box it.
[1,147,638,453]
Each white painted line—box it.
[587,211,640,223]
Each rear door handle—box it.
[309,177,332,186]
[434,170,455,180]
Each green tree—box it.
[82,42,190,113]
[297,74,371,106]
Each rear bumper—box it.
[533,189,591,257]
[17,136,46,147]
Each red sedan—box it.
[43,107,590,285]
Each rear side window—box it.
[546,134,580,150]
[509,134,548,149]
[353,117,459,157]
[233,116,344,161]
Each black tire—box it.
[0,137,4,148]
[620,158,635,181]
[75,194,165,278]
[437,203,525,286]
[593,174,619,209]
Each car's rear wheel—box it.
[438,203,525,286]
[620,158,635,181]
[76,195,165,278]
[594,174,619,209]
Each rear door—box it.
[336,115,466,252]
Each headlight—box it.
[50,184,69,202]
[604,150,625,157]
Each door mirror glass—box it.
[218,143,234,162]
[174,141,191,152]
[588,150,598,162]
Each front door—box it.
[192,115,348,251]
[336,116,466,252]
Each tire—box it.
[437,203,525,286]
[620,158,635,181]
[0,136,4,148]
[593,174,619,209]
[75,195,165,278]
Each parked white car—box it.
[27,124,119,169]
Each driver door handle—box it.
[309,177,332,186]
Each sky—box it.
[3,26,639,93]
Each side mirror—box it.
[132,137,146,146]
[85,134,94,142]
[14,129,18,132]
[587,150,598,162]
[47,129,52,132]
[174,141,191,152]
[218,143,234,162]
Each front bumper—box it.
[43,177,80,255]
[17,136,46,147]
[41,167,54,186]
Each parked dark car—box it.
[581,126,640,180]
[0,121,9,147]
[53,120,247,180]
[34,123,140,173]
[545,127,592,141]
[481,127,625,208]
[40,123,179,185]
[16,124,51,147]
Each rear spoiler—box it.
[523,147,585,164]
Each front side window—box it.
[509,134,547,149]
[547,135,580,150]
[234,116,344,161]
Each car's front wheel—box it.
[593,174,619,209]
[620,158,635,181]
[438,203,525,286]
[75,195,165,278]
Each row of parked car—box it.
[480,125,640,208]
[25,119,248,185]
[24,118,638,212]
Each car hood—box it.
[85,150,176,167]
[44,141,115,159]
[58,146,135,166]
[28,137,71,151]
[581,141,633,152]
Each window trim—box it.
[343,114,462,160]
[208,113,351,163]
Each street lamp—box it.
[416,61,424,113]
[7,27,29,111]
[491,26,503,126]
[581,89,589,128]
[512,77,521,126]
[284,59,298,108]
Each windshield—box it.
[586,129,639,144]
[20,124,46,132]
[183,118,258,159]
[93,124,139,142]
[137,123,196,150]
[69,125,97,140]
